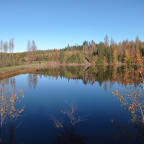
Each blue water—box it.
[0,68,143,144]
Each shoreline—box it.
[0,62,85,80]
[0,62,128,80]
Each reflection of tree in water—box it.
[0,84,24,144]
[104,81,109,91]
[112,85,144,143]
[30,65,144,90]
[0,65,144,91]
[136,65,144,91]
[0,77,16,90]
[52,127,87,144]
[50,103,87,144]
[110,120,144,144]
[28,74,38,89]
[1,66,140,91]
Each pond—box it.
[0,66,144,144]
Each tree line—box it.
[0,36,144,68]
[63,35,144,66]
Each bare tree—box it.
[11,38,14,54]
[9,40,12,53]
[0,40,3,52]
[27,40,31,51]
[32,40,37,51]
[3,42,8,53]
[110,37,115,49]
[135,36,140,44]
[32,40,37,62]
[0,40,3,67]
[135,36,141,49]
[27,40,32,63]
[104,34,109,48]
[27,40,37,63]
[91,40,97,53]
[83,41,88,52]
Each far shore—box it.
[0,62,129,80]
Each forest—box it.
[0,35,144,68]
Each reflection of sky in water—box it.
[0,70,143,144]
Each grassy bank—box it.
[0,62,87,80]
[0,63,46,73]
[0,62,54,79]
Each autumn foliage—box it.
[0,85,24,125]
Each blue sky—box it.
[0,0,144,52]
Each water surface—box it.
[0,66,144,144]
